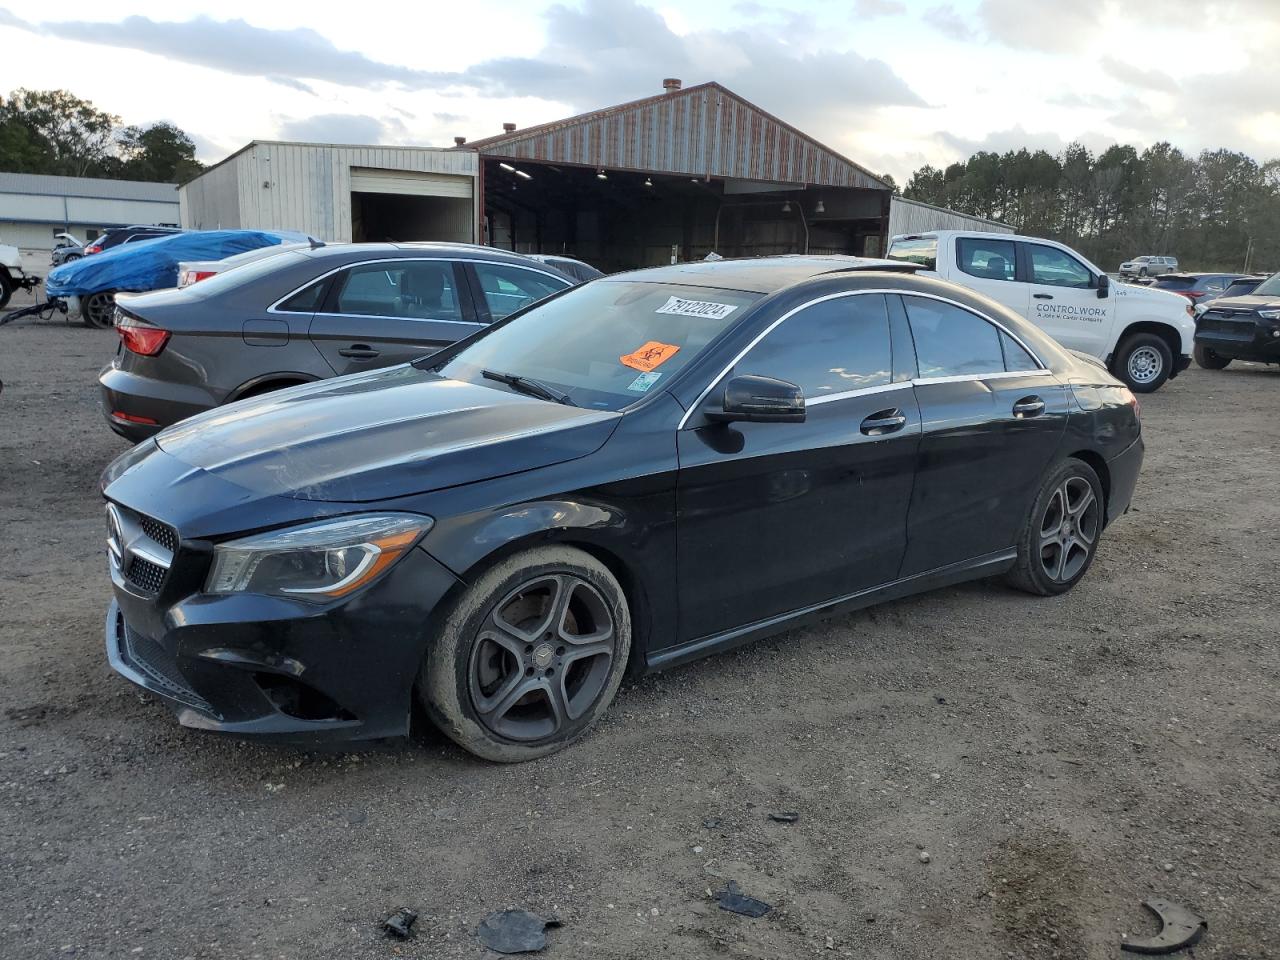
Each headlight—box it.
[206,513,433,601]
[1258,309,1280,320]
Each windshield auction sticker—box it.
[620,341,680,372]
[655,296,739,320]
[627,371,663,392]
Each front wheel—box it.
[1007,459,1105,596]
[0,275,12,310]
[1112,333,1172,393]
[420,546,632,762]
[1138,267,1148,277]
[82,291,116,329]
[1193,343,1231,370]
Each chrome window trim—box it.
[806,381,912,406]
[677,288,1049,430]
[310,311,484,327]
[267,256,569,316]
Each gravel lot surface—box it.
[1,319,1276,960]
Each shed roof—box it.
[467,82,890,191]
[0,172,177,202]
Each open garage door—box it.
[349,167,474,243]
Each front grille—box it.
[117,615,213,713]
[126,555,168,593]
[106,503,177,595]
[1199,316,1256,340]
[139,517,177,553]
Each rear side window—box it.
[473,263,568,320]
[1000,331,1040,372]
[903,297,1005,378]
[1153,277,1195,291]
[957,237,1016,282]
[886,236,937,271]
[1026,244,1092,289]
[277,279,326,313]
[333,261,462,321]
[739,294,892,397]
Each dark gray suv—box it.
[99,243,575,442]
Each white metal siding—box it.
[179,158,241,230]
[191,142,479,242]
[349,167,472,198]
[888,197,1012,237]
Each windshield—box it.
[1153,276,1196,290]
[438,281,760,411]
[1252,272,1280,297]
[886,236,937,270]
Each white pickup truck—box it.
[887,230,1195,392]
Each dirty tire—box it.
[420,546,631,763]
[1112,332,1172,393]
[1006,458,1105,597]
[1193,343,1231,370]
[81,291,116,329]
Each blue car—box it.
[47,229,314,328]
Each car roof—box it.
[603,256,921,294]
[1156,272,1239,280]
[294,242,555,266]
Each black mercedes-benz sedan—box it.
[100,256,1144,761]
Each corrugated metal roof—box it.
[467,82,890,191]
[0,172,177,202]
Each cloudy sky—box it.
[2,0,1278,182]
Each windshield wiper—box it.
[481,369,576,406]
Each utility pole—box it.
[1244,238,1254,274]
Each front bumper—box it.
[1195,315,1280,362]
[1105,436,1144,525]
[99,362,214,442]
[105,545,463,745]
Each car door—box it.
[1020,241,1111,356]
[953,235,1029,318]
[309,259,481,376]
[896,294,1071,577]
[675,292,921,642]
[466,261,572,322]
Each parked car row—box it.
[46,229,315,327]
[99,252,1143,759]
[1192,270,1280,370]
[886,230,1195,392]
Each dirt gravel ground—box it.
[1,318,1276,960]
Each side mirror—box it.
[1096,273,1110,299]
[707,375,805,424]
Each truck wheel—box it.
[1113,333,1172,393]
[82,291,116,329]
[1193,343,1231,370]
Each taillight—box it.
[85,244,102,254]
[116,314,170,356]
[190,270,217,284]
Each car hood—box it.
[1116,282,1191,312]
[1202,294,1280,312]
[151,365,621,503]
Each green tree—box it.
[116,122,203,182]
[1,88,118,176]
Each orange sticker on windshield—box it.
[620,341,680,372]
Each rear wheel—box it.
[1112,332,1172,393]
[420,546,631,762]
[1193,343,1231,370]
[0,274,12,310]
[82,291,116,329]
[1007,458,1105,596]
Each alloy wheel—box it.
[84,292,116,329]
[467,573,617,742]
[1127,345,1163,385]
[1039,476,1099,583]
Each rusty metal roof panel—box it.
[469,82,888,190]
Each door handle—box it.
[1034,293,1054,300]
[338,344,380,359]
[1013,396,1045,418]
[860,408,908,436]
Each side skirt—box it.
[645,548,1017,673]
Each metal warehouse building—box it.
[179,142,479,243]
[0,173,179,250]
[180,79,1004,270]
